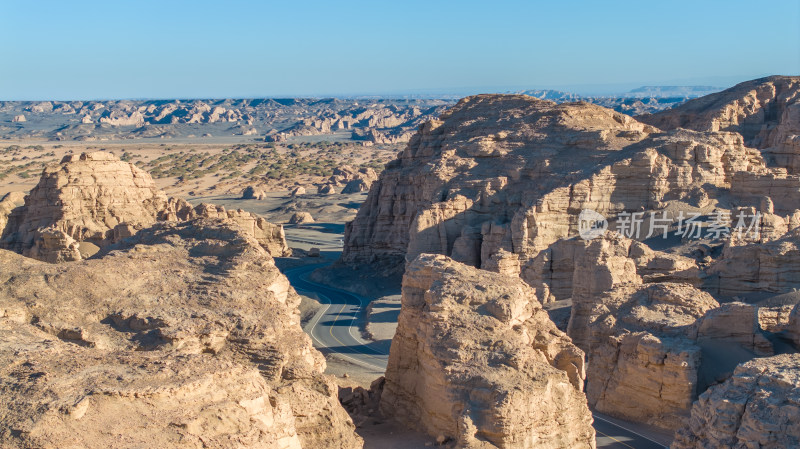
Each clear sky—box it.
[1,0,798,100]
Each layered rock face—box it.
[708,227,800,297]
[640,76,800,173]
[672,354,800,449]
[560,232,783,430]
[328,165,378,189]
[380,254,595,449]
[0,151,289,262]
[0,191,25,235]
[0,325,305,449]
[0,219,360,448]
[329,79,800,436]
[335,93,788,284]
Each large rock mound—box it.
[0,324,305,449]
[672,354,800,449]
[331,92,795,288]
[0,219,360,448]
[331,78,800,434]
[640,75,800,172]
[380,254,595,448]
[560,232,781,430]
[0,151,289,261]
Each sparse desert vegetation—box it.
[0,140,400,197]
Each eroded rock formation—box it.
[0,151,289,262]
[289,212,315,224]
[672,354,800,449]
[640,76,800,173]
[331,77,800,436]
[380,254,595,448]
[0,219,360,448]
[333,91,795,289]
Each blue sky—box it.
[1,0,798,99]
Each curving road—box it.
[284,263,389,373]
[283,262,669,449]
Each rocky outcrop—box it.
[0,152,289,261]
[672,354,800,449]
[708,228,800,297]
[0,219,361,448]
[558,232,784,430]
[581,282,720,429]
[640,76,800,173]
[1,152,177,261]
[335,93,782,284]
[327,78,800,438]
[0,191,25,236]
[381,254,595,448]
[242,185,266,200]
[328,166,378,188]
[317,184,336,195]
[341,179,370,194]
[289,212,314,224]
[0,323,305,449]
[191,204,290,257]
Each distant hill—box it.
[0,98,452,143]
[514,85,723,115]
[627,85,722,97]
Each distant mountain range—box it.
[513,85,722,115]
[0,86,722,142]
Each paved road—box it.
[593,413,670,449]
[283,263,669,449]
[284,263,389,373]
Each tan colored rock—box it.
[242,185,266,200]
[481,249,520,277]
[317,184,336,195]
[561,232,776,430]
[328,166,378,188]
[0,322,304,449]
[640,75,800,174]
[693,302,773,356]
[0,219,361,448]
[221,208,290,257]
[341,179,369,194]
[757,304,795,333]
[337,93,772,283]
[672,354,800,449]
[0,191,25,236]
[580,280,719,430]
[99,109,145,127]
[0,152,289,260]
[11,114,25,122]
[709,228,800,297]
[291,186,307,196]
[1,151,177,260]
[289,212,314,224]
[566,233,642,348]
[785,302,800,347]
[381,254,595,449]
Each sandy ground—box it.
[189,191,367,227]
[0,138,398,198]
[365,295,401,344]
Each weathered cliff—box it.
[0,151,289,262]
[0,219,360,448]
[380,254,595,448]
